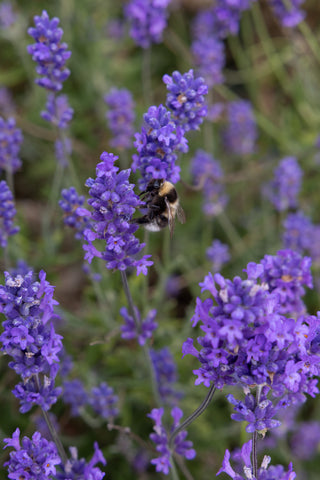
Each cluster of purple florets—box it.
[41,93,74,130]
[59,186,91,240]
[0,117,23,173]
[104,88,135,150]
[183,249,319,421]
[0,180,19,248]
[264,156,302,211]
[190,149,228,217]
[27,10,71,92]
[120,306,158,346]
[148,407,196,475]
[224,100,258,155]
[269,0,306,27]
[163,69,208,133]
[132,104,186,189]
[150,347,183,405]
[0,270,63,412]
[82,152,152,275]
[206,240,230,273]
[124,0,171,48]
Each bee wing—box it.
[177,204,186,224]
[165,197,175,238]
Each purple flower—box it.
[83,152,152,275]
[56,442,106,480]
[124,0,171,48]
[290,421,320,460]
[120,306,158,345]
[55,137,72,167]
[163,69,208,132]
[3,428,61,479]
[217,439,296,479]
[263,157,302,211]
[0,1,16,29]
[62,379,89,416]
[27,10,71,92]
[104,88,135,150]
[132,104,187,190]
[206,240,230,272]
[148,407,196,475]
[150,347,182,405]
[282,211,313,253]
[0,117,23,173]
[89,382,119,420]
[0,270,63,412]
[190,149,228,217]
[0,87,15,115]
[270,0,306,27]
[41,93,74,129]
[223,100,257,155]
[191,34,225,88]
[259,249,312,315]
[0,180,19,247]
[59,186,91,240]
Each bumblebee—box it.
[134,179,186,237]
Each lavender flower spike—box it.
[120,306,158,345]
[56,442,106,480]
[0,180,19,247]
[27,10,71,92]
[83,152,153,275]
[224,100,257,155]
[104,88,135,150]
[0,116,23,174]
[270,0,306,28]
[59,186,91,240]
[163,69,208,133]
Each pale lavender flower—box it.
[263,157,302,211]
[56,442,106,480]
[0,116,23,173]
[0,1,16,29]
[0,87,15,115]
[104,88,135,149]
[0,180,19,247]
[89,382,119,420]
[124,0,171,48]
[120,306,158,345]
[55,137,72,167]
[191,34,225,88]
[224,100,257,155]
[62,379,88,417]
[269,0,306,27]
[206,240,230,272]
[290,421,320,460]
[282,211,313,253]
[41,93,74,129]
[150,347,182,405]
[59,186,91,240]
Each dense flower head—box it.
[3,428,61,480]
[56,442,106,480]
[120,306,158,345]
[89,382,119,420]
[0,1,17,29]
[163,69,208,133]
[104,87,135,149]
[59,186,91,240]
[148,406,196,475]
[124,0,171,48]
[0,180,19,247]
[206,239,231,273]
[191,34,225,88]
[150,347,182,405]
[62,379,89,416]
[282,211,313,253]
[269,0,306,28]
[27,10,71,92]
[190,149,228,217]
[263,156,302,211]
[258,249,312,315]
[0,270,63,411]
[0,116,23,173]
[132,104,187,190]
[183,252,320,405]
[83,152,152,275]
[217,439,296,479]
[224,100,257,155]
[41,93,74,129]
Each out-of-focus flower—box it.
[0,1,17,29]
[150,347,182,405]
[191,34,225,88]
[224,100,257,155]
[120,306,158,345]
[56,442,106,480]
[163,69,208,133]
[59,186,91,240]
[27,10,71,92]
[0,87,15,115]
[0,270,63,412]
[269,0,306,28]
[4,428,61,479]
[290,421,320,460]
[104,88,135,150]
[89,382,119,420]
[0,117,23,173]
[41,93,74,129]
[62,379,89,417]
[124,0,171,48]
[148,406,196,475]
[282,211,313,253]
[132,104,187,190]
[263,156,302,211]
[190,149,228,217]
[83,152,153,275]
[206,240,230,272]
[0,180,19,247]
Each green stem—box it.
[252,385,262,478]
[142,47,152,106]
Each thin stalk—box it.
[252,385,262,478]
[169,383,216,449]
[170,454,180,480]
[217,211,244,254]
